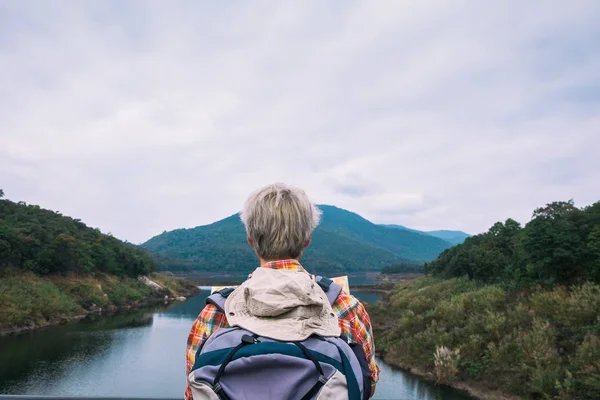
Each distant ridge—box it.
[141,205,458,275]
[425,230,471,245]
[382,224,471,245]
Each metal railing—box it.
[0,397,179,400]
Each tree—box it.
[531,199,578,220]
[0,189,4,198]
[426,200,600,285]
[523,202,586,284]
[0,196,155,277]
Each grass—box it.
[150,272,199,296]
[0,269,191,332]
[370,277,600,399]
[94,275,155,306]
[49,274,158,307]
[0,272,83,329]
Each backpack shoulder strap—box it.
[315,276,342,306]
[205,287,235,314]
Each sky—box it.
[1,1,599,244]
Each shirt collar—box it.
[247,259,306,279]
[261,259,305,271]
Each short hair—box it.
[240,183,322,260]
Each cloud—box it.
[1,0,599,243]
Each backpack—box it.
[188,276,373,400]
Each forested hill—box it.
[426,200,600,285]
[0,195,154,277]
[141,204,455,275]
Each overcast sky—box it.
[1,1,599,244]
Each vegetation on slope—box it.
[370,200,600,399]
[0,269,195,333]
[370,277,600,399]
[142,204,453,275]
[316,205,451,262]
[380,263,424,274]
[0,192,196,333]
[146,251,196,272]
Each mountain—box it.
[141,205,455,275]
[425,230,471,245]
[382,224,471,245]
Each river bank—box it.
[0,270,199,336]
[369,276,600,400]
[376,350,517,400]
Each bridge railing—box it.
[0,397,180,400]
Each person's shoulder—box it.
[198,301,225,320]
[337,288,359,303]
[333,289,365,318]
[191,302,229,334]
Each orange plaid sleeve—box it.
[332,290,381,397]
[184,303,229,400]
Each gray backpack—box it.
[188,277,372,400]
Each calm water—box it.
[0,290,471,400]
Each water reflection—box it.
[352,290,383,306]
[373,358,469,400]
[160,291,209,319]
[0,309,156,396]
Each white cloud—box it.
[1,0,599,243]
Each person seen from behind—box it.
[184,182,380,399]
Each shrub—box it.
[434,346,460,382]
[460,286,505,314]
[51,275,109,308]
[571,334,600,398]
[505,302,533,331]
[101,277,154,305]
[517,319,561,397]
[530,282,600,338]
[483,310,507,341]
[0,273,82,329]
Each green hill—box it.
[382,224,471,245]
[0,192,197,333]
[0,197,154,277]
[141,204,454,275]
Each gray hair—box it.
[240,182,322,260]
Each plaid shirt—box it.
[185,259,380,399]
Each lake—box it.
[0,289,471,400]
